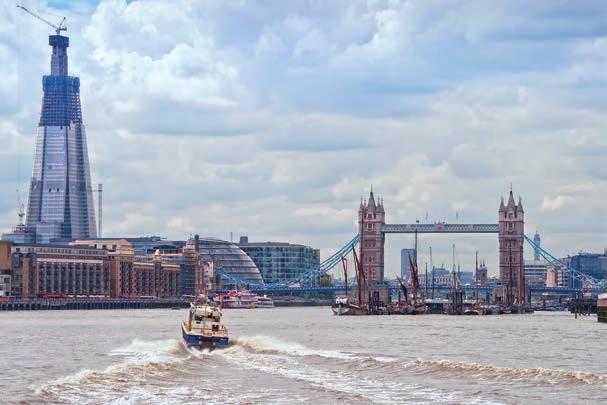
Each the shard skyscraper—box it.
[25,34,97,242]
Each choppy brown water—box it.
[1,308,606,404]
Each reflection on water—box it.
[0,308,604,404]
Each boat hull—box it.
[181,323,229,349]
[332,303,367,316]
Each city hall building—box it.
[237,236,320,285]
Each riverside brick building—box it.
[7,237,211,300]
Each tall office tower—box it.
[26,34,97,242]
[533,231,541,261]
[400,248,416,281]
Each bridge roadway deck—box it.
[381,223,499,234]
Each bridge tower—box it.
[498,189,525,306]
[358,189,385,304]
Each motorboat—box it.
[182,302,229,349]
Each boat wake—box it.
[214,335,496,404]
[407,359,607,385]
[30,335,607,404]
[228,336,607,387]
[33,339,195,403]
[231,335,397,363]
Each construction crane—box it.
[91,184,103,237]
[16,5,67,35]
[16,189,25,226]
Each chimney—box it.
[194,234,200,254]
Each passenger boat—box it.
[214,290,257,308]
[332,296,367,316]
[255,295,275,308]
[182,302,229,349]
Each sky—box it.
[1,0,606,277]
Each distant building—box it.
[0,270,10,297]
[76,236,213,298]
[0,241,11,296]
[419,266,474,287]
[238,236,320,285]
[1,216,35,244]
[533,232,541,261]
[524,260,548,287]
[10,242,113,298]
[400,248,416,281]
[568,252,607,280]
[198,237,264,290]
[558,251,607,288]
[545,265,558,287]
[420,266,451,287]
[459,271,475,285]
[476,260,488,285]
[24,31,97,242]
[5,237,215,299]
[71,236,263,292]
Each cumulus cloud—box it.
[1,0,607,276]
[541,195,575,212]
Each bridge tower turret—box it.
[498,189,525,306]
[358,189,386,304]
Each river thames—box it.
[1,308,605,404]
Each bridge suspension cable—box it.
[524,235,604,290]
[217,235,360,289]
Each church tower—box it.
[358,189,385,304]
[498,189,525,306]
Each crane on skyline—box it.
[16,4,67,36]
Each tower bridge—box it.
[357,188,525,306]
[217,189,605,297]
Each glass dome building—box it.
[198,237,264,289]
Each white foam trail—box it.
[110,338,182,362]
[234,335,398,363]
[219,336,492,404]
[408,358,607,385]
[34,339,186,403]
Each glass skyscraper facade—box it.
[26,34,97,242]
[238,237,320,285]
